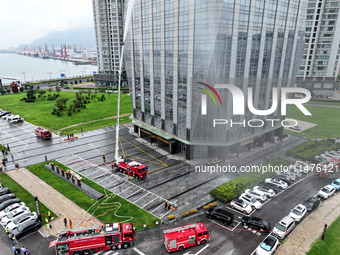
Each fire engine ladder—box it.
[163,224,198,234]
[59,154,177,219]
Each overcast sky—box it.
[0,0,94,49]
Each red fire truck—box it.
[51,223,135,255]
[35,127,52,140]
[163,223,210,252]
[112,158,148,179]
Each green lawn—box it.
[308,100,340,106]
[0,91,132,132]
[286,105,340,139]
[307,216,340,255]
[26,162,160,230]
[61,115,131,135]
[0,173,56,226]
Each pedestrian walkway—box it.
[276,192,340,255]
[6,168,102,237]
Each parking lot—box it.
[1,117,339,254]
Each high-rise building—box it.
[297,0,340,97]
[92,0,125,87]
[124,0,307,159]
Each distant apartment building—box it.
[92,0,126,87]
[297,0,340,97]
[124,0,308,159]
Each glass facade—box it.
[125,0,307,159]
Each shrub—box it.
[209,159,290,204]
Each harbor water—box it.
[0,53,98,85]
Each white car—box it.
[0,202,26,219]
[289,204,307,222]
[230,199,253,214]
[265,178,288,189]
[253,186,275,198]
[2,114,12,120]
[1,207,30,226]
[318,185,336,199]
[239,193,262,210]
[9,116,24,124]
[7,212,38,232]
[294,161,310,173]
[255,235,280,255]
[245,189,267,201]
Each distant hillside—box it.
[21,27,96,49]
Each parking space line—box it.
[125,188,143,199]
[133,247,146,255]
[207,219,235,232]
[232,220,241,231]
[133,192,150,203]
[142,196,159,208]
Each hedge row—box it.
[209,159,290,204]
[286,139,340,161]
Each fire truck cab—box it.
[35,127,52,140]
[53,223,135,255]
[113,158,148,180]
[163,222,210,252]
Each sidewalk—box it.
[6,168,102,237]
[276,192,340,255]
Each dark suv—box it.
[207,207,234,225]
[303,196,320,213]
[0,193,16,204]
[10,219,41,240]
[241,216,271,232]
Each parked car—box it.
[289,204,307,222]
[9,219,41,240]
[230,199,252,214]
[289,125,301,131]
[318,185,336,199]
[272,175,294,185]
[7,212,38,232]
[258,182,280,193]
[0,188,11,196]
[255,235,280,255]
[9,116,24,124]
[1,207,30,226]
[206,207,234,225]
[272,216,295,239]
[265,178,288,189]
[253,186,275,198]
[239,193,262,210]
[241,216,270,232]
[303,196,321,213]
[331,178,340,191]
[0,112,11,117]
[0,198,20,211]
[0,202,26,219]
[0,193,16,204]
[294,161,310,173]
[2,114,12,120]
[244,189,267,201]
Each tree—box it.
[55,86,61,94]
[47,87,54,95]
[55,98,68,115]
[37,89,47,99]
